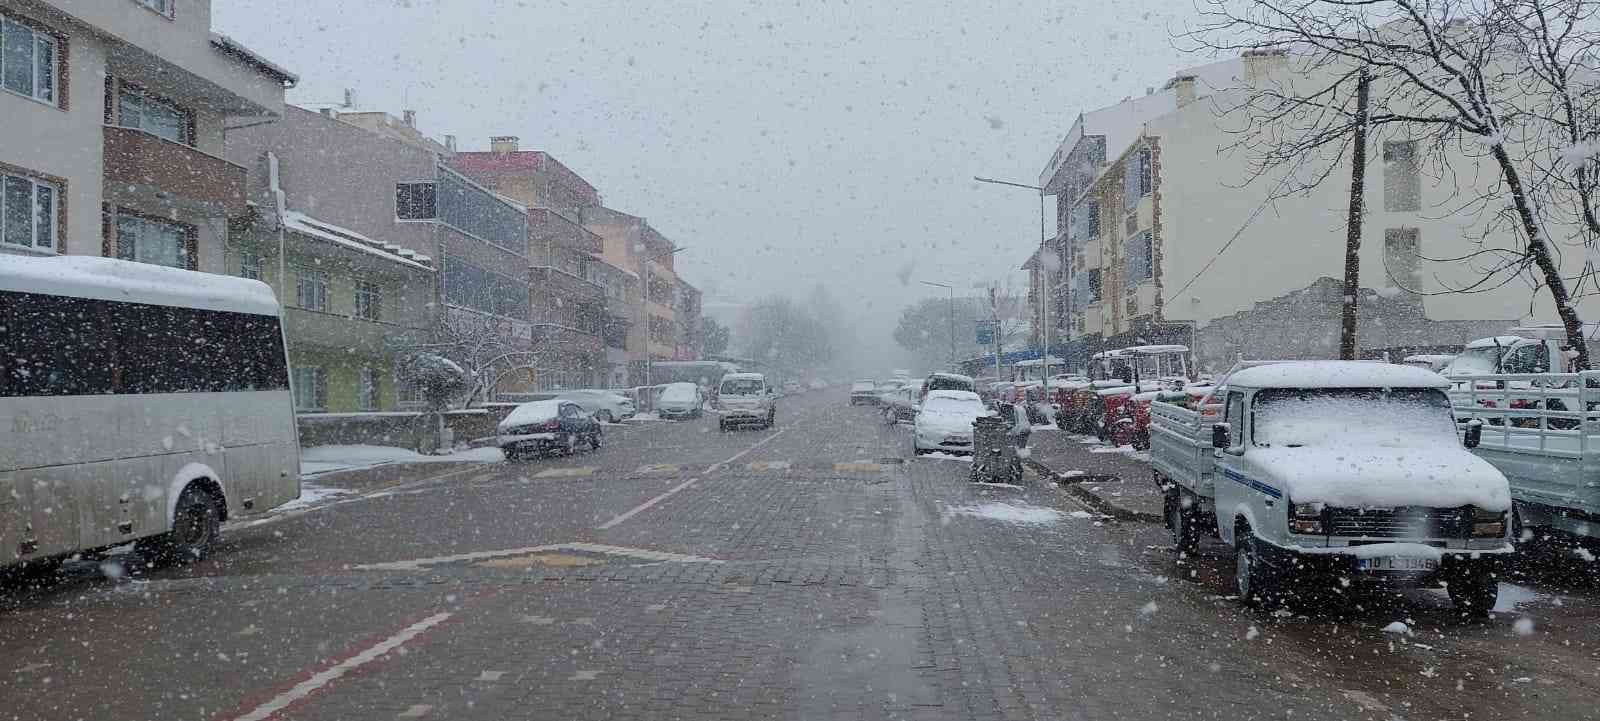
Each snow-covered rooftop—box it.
[0,255,281,315]
[1226,361,1450,389]
[283,210,435,271]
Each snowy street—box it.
[2,387,1596,721]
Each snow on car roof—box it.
[926,390,981,402]
[1225,361,1450,389]
[723,372,765,380]
[0,255,281,316]
[501,400,565,427]
[1464,335,1531,349]
[926,372,974,383]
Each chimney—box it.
[320,107,336,118]
[444,134,457,153]
[490,136,520,154]
[402,110,417,128]
[1171,74,1197,107]
[1241,48,1288,85]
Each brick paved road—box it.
[1,388,1595,720]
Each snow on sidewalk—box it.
[300,444,504,477]
[943,501,1100,526]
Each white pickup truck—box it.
[1447,370,1600,545]
[1149,361,1514,614]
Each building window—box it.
[1123,148,1151,213]
[396,371,423,405]
[1383,140,1420,212]
[1125,231,1153,283]
[354,280,382,321]
[1,17,57,105]
[396,182,437,220]
[1086,268,1103,304]
[116,87,189,145]
[1086,199,1100,238]
[1384,227,1420,289]
[358,366,380,411]
[239,251,262,280]
[114,211,192,269]
[292,366,327,411]
[134,0,174,17]
[1,172,56,252]
[296,267,329,312]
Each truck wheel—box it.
[1234,529,1274,607]
[143,484,221,565]
[1447,573,1498,618]
[1166,489,1199,555]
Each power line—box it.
[1165,155,1306,304]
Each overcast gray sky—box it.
[215,0,1205,369]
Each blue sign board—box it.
[975,320,996,345]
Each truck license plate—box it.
[1358,557,1439,572]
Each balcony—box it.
[103,126,247,215]
[283,307,428,356]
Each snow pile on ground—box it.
[300,444,503,477]
[945,502,1063,525]
[1381,621,1412,635]
[275,482,356,512]
[920,452,973,463]
[629,412,663,421]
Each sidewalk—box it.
[1025,429,1163,523]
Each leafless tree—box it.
[404,310,564,408]
[1186,0,1600,368]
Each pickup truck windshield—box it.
[1251,388,1455,448]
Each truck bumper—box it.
[1259,543,1510,589]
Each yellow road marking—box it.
[834,462,887,473]
[634,464,681,475]
[746,461,792,472]
[533,467,596,478]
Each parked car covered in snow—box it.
[880,384,920,425]
[850,379,879,405]
[552,389,636,423]
[911,390,986,455]
[656,382,705,419]
[498,400,603,459]
[1148,361,1512,614]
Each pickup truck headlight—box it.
[1289,502,1324,535]
[1472,507,1507,538]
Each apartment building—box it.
[675,277,702,361]
[453,138,610,389]
[583,206,680,385]
[1038,53,1528,370]
[1,0,293,270]
[226,106,538,409]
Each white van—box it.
[717,372,776,431]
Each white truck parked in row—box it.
[1149,361,1514,614]
[1442,323,1600,547]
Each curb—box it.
[1024,459,1163,524]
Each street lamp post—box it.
[641,245,688,387]
[974,176,1052,381]
[920,280,956,371]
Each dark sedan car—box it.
[849,380,879,405]
[497,400,603,460]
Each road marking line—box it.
[476,671,506,682]
[597,425,792,529]
[595,477,700,530]
[229,612,453,721]
[835,462,886,472]
[397,705,433,718]
[533,467,596,478]
[519,615,556,625]
[569,670,602,681]
[353,542,720,571]
[633,464,681,475]
[747,461,791,471]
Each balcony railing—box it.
[103,126,248,215]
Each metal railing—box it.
[1447,371,1600,458]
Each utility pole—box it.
[1340,68,1370,360]
[989,286,1002,379]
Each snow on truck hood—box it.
[1249,446,1511,511]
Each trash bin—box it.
[969,413,1022,484]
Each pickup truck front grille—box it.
[1326,507,1471,539]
